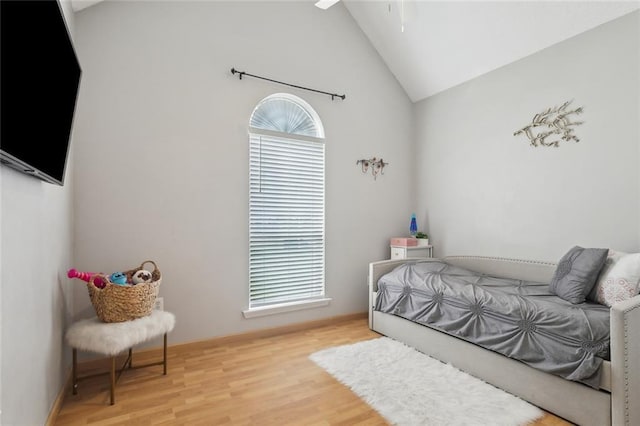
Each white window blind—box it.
[248,94,325,308]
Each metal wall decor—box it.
[513,100,584,147]
[357,157,388,179]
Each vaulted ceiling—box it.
[71,0,640,103]
[344,1,640,102]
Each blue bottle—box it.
[410,214,417,236]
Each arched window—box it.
[250,94,324,138]
[246,94,326,313]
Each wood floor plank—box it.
[55,317,571,425]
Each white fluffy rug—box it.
[310,337,543,426]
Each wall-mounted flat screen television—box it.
[1,0,82,186]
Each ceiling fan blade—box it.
[315,0,340,10]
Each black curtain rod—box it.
[230,68,346,101]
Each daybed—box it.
[368,256,640,426]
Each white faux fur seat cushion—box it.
[66,311,176,356]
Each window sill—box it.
[242,298,332,319]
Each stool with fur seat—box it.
[65,310,175,405]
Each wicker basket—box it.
[87,260,162,323]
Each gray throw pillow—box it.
[549,246,608,304]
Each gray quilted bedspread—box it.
[374,260,610,388]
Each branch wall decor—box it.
[356,157,388,180]
[513,100,584,147]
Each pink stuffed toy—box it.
[67,268,106,288]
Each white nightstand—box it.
[390,245,433,259]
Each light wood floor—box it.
[55,317,572,425]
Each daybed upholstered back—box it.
[444,256,557,284]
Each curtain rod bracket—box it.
[231,68,245,80]
[230,67,345,101]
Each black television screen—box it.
[0,0,82,185]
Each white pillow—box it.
[589,250,640,307]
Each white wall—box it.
[414,11,640,262]
[0,1,76,424]
[72,1,413,343]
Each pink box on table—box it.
[390,237,417,247]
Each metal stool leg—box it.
[110,356,115,405]
[163,333,168,375]
[72,349,78,395]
